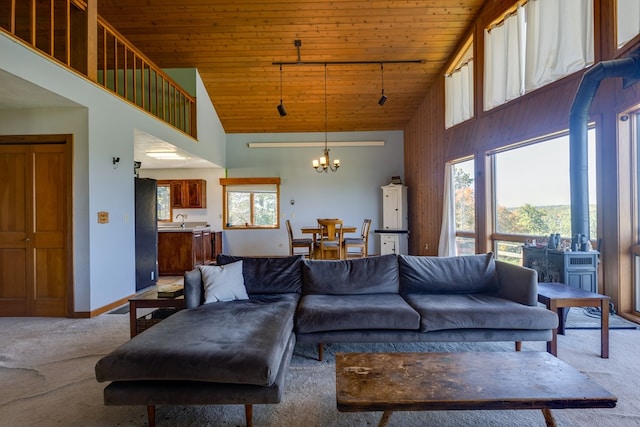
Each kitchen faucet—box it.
[176,213,186,228]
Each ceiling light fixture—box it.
[146,152,186,160]
[277,64,287,117]
[273,40,425,66]
[312,64,340,173]
[378,63,387,106]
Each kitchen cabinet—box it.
[381,183,408,230]
[170,179,206,209]
[158,228,215,275]
[211,231,223,260]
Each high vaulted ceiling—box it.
[97,0,484,134]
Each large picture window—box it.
[490,128,597,263]
[220,177,280,229]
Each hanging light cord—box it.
[280,64,284,104]
[324,64,328,148]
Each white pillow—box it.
[200,261,248,303]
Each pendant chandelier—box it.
[312,64,340,173]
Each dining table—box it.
[300,225,358,259]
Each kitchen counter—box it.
[158,226,210,232]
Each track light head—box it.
[378,94,387,106]
[277,102,287,117]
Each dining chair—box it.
[317,218,344,260]
[285,219,314,258]
[344,218,372,258]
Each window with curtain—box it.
[445,40,474,128]
[484,6,524,111]
[438,158,475,256]
[484,0,593,111]
[617,0,640,48]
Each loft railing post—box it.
[85,0,97,80]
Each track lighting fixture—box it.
[378,63,387,105]
[277,65,287,117]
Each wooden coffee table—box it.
[336,352,616,427]
[537,282,610,358]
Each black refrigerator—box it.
[135,177,158,291]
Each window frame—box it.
[220,177,281,230]
[487,126,598,263]
[156,181,172,222]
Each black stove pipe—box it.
[569,55,640,246]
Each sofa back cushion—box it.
[302,254,399,295]
[398,253,499,294]
[216,254,303,294]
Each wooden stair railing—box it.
[0,0,196,138]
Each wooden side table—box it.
[129,288,185,338]
[537,282,610,358]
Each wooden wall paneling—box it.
[404,82,445,256]
[403,0,640,315]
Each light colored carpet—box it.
[1,310,639,427]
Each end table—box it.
[129,288,184,338]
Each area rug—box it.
[2,310,640,426]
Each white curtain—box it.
[484,6,524,111]
[618,0,640,48]
[438,163,457,257]
[525,0,594,92]
[445,59,474,129]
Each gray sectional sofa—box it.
[95,253,558,427]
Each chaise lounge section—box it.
[95,253,558,426]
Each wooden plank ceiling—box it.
[97,0,484,134]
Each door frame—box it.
[0,134,74,317]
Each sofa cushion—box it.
[295,294,420,333]
[200,261,249,303]
[302,254,399,295]
[403,293,559,332]
[399,253,499,294]
[95,293,300,386]
[217,254,303,294]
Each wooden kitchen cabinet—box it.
[202,229,212,263]
[158,228,214,275]
[170,179,206,209]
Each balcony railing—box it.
[0,0,196,137]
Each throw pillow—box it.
[200,261,249,303]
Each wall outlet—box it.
[424,243,429,251]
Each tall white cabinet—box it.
[379,184,408,255]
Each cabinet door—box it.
[170,181,185,208]
[380,234,399,255]
[193,231,204,266]
[202,230,212,263]
[186,180,206,208]
[382,187,400,229]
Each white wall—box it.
[0,33,226,313]
[139,168,225,230]
[225,131,404,256]
[0,33,402,311]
